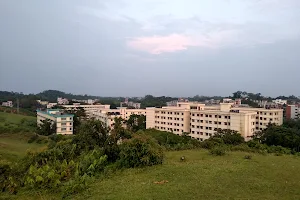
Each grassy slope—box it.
[0,112,46,162]
[5,150,300,200]
[0,133,46,162]
[0,112,36,125]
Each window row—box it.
[190,114,231,119]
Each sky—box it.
[0,0,300,97]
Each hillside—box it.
[3,150,300,199]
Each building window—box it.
[205,115,208,117]
[69,128,72,131]
[206,133,209,136]
[197,114,200,116]
[219,122,221,125]
[61,128,66,131]
[61,123,66,126]
[197,126,200,128]
[224,122,227,125]
[192,125,195,128]
[201,114,203,117]
[201,120,203,123]
[192,119,195,122]
[61,118,66,121]
[219,116,221,118]
[214,121,217,125]
[215,115,218,118]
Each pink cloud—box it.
[127,34,202,54]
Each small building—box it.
[37,109,74,135]
[1,101,13,107]
[47,103,58,108]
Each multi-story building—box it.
[285,105,300,120]
[62,104,110,113]
[37,109,74,135]
[1,101,13,107]
[120,98,141,109]
[57,97,69,105]
[89,108,146,128]
[146,102,283,141]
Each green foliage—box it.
[140,129,201,150]
[118,134,164,168]
[209,146,226,156]
[258,124,300,152]
[126,114,146,132]
[213,129,244,145]
[37,119,56,136]
[244,155,252,159]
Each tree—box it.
[37,119,56,136]
[73,119,110,151]
[126,114,146,132]
[212,129,244,145]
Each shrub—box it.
[118,134,164,168]
[28,134,39,143]
[244,155,252,160]
[209,147,226,156]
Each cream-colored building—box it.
[37,109,74,135]
[89,108,146,128]
[146,102,283,141]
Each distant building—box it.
[120,98,141,109]
[285,105,300,120]
[1,101,13,107]
[272,99,287,105]
[37,109,74,135]
[146,102,283,141]
[57,97,69,105]
[71,99,98,105]
[90,107,146,129]
[204,99,221,105]
[37,100,49,106]
[47,103,58,109]
[166,98,188,107]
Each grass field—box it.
[0,112,46,163]
[3,150,300,200]
[0,133,46,163]
[0,112,36,125]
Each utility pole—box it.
[17,98,19,114]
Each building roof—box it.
[37,110,74,118]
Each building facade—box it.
[146,102,283,141]
[37,109,74,135]
[1,101,13,107]
[285,105,300,120]
[89,107,146,128]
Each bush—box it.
[28,134,39,143]
[209,147,226,156]
[118,134,164,168]
[244,155,252,160]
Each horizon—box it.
[1,1,300,97]
[1,89,298,99]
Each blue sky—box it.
[0,0,300,97]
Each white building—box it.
[272,99,287,105]
[47,103,58,109]
[57,97,69,105]
[37,100,49,106]
[89,107,146,129]
[37,109,74,135]
[146,102,283,141]
[1,101,13,107]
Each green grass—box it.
[0,112,45,163]
[0,133,47,163]
[0,112,36,126]
[4,150,300,200]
